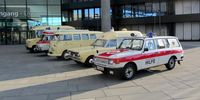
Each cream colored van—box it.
[67,30,143,67]
[48,30,103,59]
[26,26,75,53]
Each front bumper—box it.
[36,44,49,52]
[95,66,123,75]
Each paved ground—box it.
[0,42,200,100]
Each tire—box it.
[85,56,94,67]
[61,51,69,60]
[165,57,176,70]
[121,64,137,80]
[30,45,37,53]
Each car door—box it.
[142,39,159,69]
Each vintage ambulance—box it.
[25,26,75,53]
[48,30,103,59]
[67,30,143,67]
[94,35,184,80]
[35,30,57,53]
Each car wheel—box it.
[165,57,176,70]
[85,56,94,67]
[30,46,37,53]
[61,51,69,60]
[121,64,137,80]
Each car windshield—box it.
[92,39,107,47]
[41,35,54,41]
[36,30,44,38]
[119,39,144,50]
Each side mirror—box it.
[144,48,149,52]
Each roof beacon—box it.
[147,32,155,38]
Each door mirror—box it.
[144,48,149,52]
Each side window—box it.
[107,39,117,47]
[144,40,156,51]
[82,34,89,40]
[90,34,96,40]
[157,39,165,49]
[64,34,72,41]
[73,34,81,40]
[168,39,180,48]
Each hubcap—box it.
[89,59,93,64]
[33,47,37,52]
[169,59,175,68]
[64,53,69,59]
[125,67,134,78]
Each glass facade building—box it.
[62,0,200,41]
[0,0,61,45]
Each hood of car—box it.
[98,49,142,58]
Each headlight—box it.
[108,59,114,65]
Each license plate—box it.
[96,66,104,71]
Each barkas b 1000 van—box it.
[35,30,57,53]
[67,30,143,67]
[94,36,184,80]
[26,26,75,53]
[48,31,103,59]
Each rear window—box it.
[73,34,81,40]
[168,39,180,48]
[90,34,97,40]
[82,34,89,40]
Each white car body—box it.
[94,36,184,76]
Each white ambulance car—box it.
[94,35,184,80]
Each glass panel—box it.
[168,39,180,47]
[73,10,78,21]
[48,0,61,5]
[82,34,89,40]
[73,34,81,40]
[64,34,72,41]
[6,0,26,5]
[78,9,82,20]
[27,0,46,5]
[90,34,96,39]
[89,8,94,19]
[0,0,4,5]
[144,40,156,50]
[94,8,100,18]
[106,39,117,47]
[84,9,89,19]
[157,39,165,49]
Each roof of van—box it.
[120,36,178,40]
[54,30,103,35]
[99,31,143,40]
[32,25,75,30]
